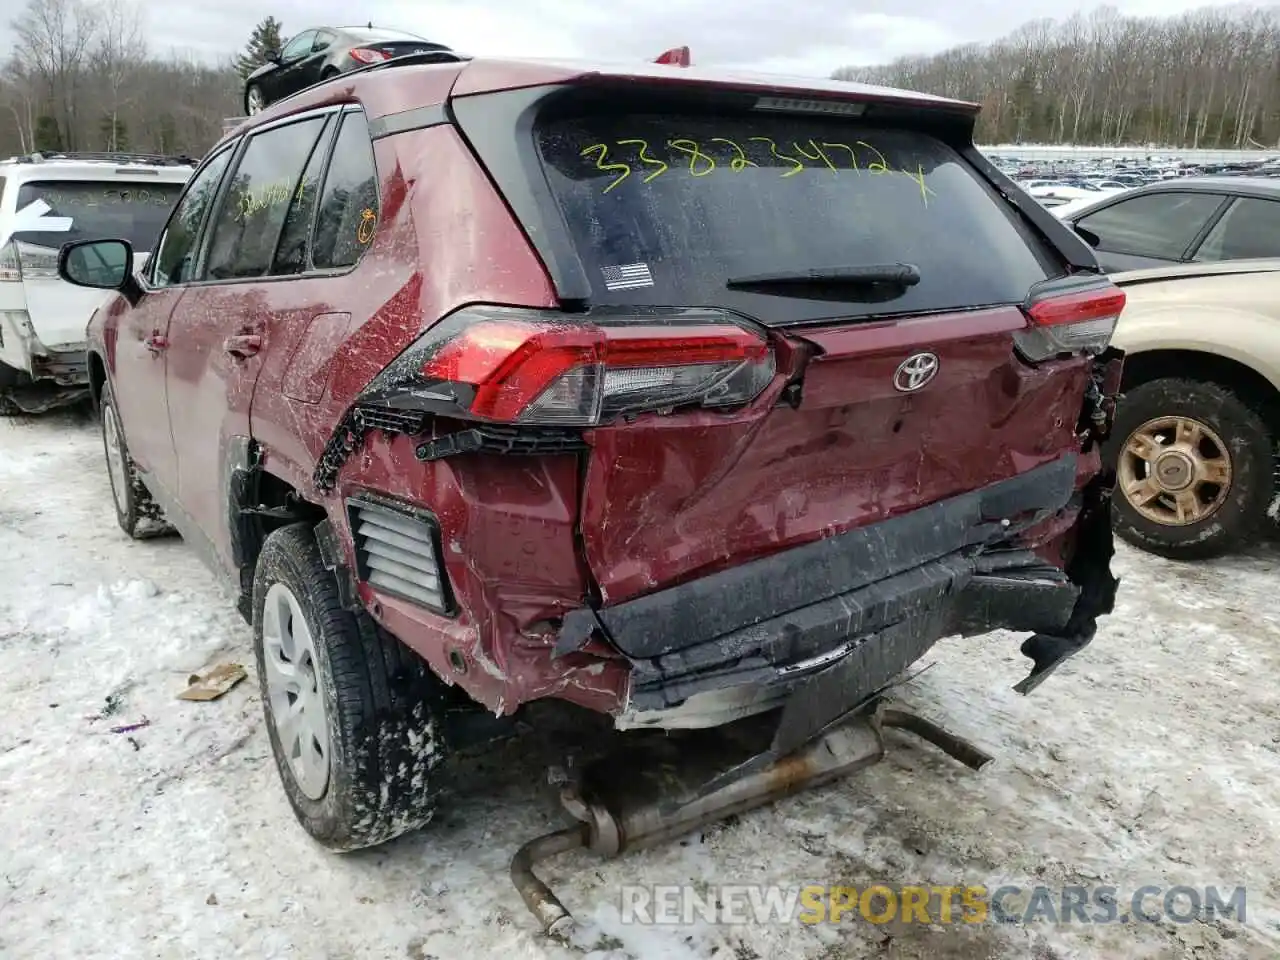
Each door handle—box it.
[224,334,263,359]
[144,334,168,353]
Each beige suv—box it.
[1106,258,1280,558]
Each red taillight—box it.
[350,47,390,64]
[1015,281,1126,363]
[367,306,776,426]
[1027,287,1127,327]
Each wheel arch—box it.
[224,437,332,620]
[87,349,108,409]
[1120,348,1280,440]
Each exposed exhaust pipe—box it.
[510,704,992,937]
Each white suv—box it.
[0,152,194,414]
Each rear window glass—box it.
[12,180,182,251]
[536,112,1060,322]
[344,27,426,43]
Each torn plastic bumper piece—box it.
[510,702,992,938]
[552,453,1116,724]
[1011,469,1119,695]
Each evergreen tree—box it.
[33,116,63,153]
[235,17,285,80]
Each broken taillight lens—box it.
[0,242,21,282]
[360,305,776,426]
[1014,279,1126,363]
[15,242,59,279]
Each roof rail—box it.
[9,150,196,167]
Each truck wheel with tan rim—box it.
[1106,260,1280,560]
[1105,377,1273,559]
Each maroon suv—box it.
[59,51,1125,851]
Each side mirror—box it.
[265,48,281,63]
[59,239,134,290]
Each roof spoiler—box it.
[653,46,691,66]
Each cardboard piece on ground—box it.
[177,663,248,701]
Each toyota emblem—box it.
[893,352,939,392]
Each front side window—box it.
[1076,193,1225,260]
[151,149,233,287]
[311,111,380,271]
[203,115,330,281]
[1194,197,1280,261]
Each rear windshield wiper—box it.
[726,263,922,289]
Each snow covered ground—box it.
[2,409,1278,960]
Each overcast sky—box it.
[1,0,1261,76]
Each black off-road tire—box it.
[99,380,176,539]
[253,522,447,851]
[1105,377,1273,560]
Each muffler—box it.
[510,703,992,937]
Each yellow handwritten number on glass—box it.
[710,138,757,171]
[668,139,716,177]
[793,141,837,173]
[617,139,668,183]
[821,143,858,171]
[581,144,631,194]
[857,141,890,174]
[749,137,805,177]
[901,163,938,208]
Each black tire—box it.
[252,522,447,851]
[244,83,263,115]
[99,380,175,539]
[1105,377,1274,560]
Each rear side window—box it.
[272,116,334,275]
[1193,197,1280,261]
[11,179,182,251]
[1075,192,1224,260]
[536,112,1060,321]
[203,115,329,280]
[311,111,379,270]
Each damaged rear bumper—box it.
[558,452,1117,736]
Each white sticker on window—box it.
[0,199,75,248]
[601,262,654,291]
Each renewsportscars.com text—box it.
[619,883,1247,926]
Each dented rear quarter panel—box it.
[250,121,618,713]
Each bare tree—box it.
[92,0,146,149]
[11,0,101,150]
[834,4,1280,149]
